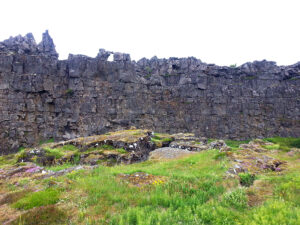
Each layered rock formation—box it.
[0,31,300,153]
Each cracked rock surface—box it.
[1,32,300,153]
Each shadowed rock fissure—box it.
[0,31,300,154]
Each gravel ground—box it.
[149,147,195,160]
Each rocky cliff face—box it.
[0,31,300,154]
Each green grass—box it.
[116,148,128,154]
[62,144,300,224]
[86,145,127,154]
[264,137,300,151]
[42,145,78,161]
[45,163,74,171]
[44,148,64,159]
[239,173,256,187]
[245,200,300,225]
[67,150,239,224]
[100,144,115,150]
[225,139,249,148]
[39,138,54,145]
[222,188,248,210]
[1,136,300,224]
[0,154,17,167]
[207,138,216,144]
[151,133,173,147]
[12,188,61,210]
[262,144,280,150]
[57,144,78,151]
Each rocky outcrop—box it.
[0,31,300,154]
[226,140,287,175]
[16,129,155,166]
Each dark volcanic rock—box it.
[0,32,300,154]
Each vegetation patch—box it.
[117,172,165,187]
[213,152,227,160]
[12,188,60,210]
[0,190,29,205]
[151,133,173,147]
[39,138,54,145]
[245,200,300,225]
[239,173,256,187]
[116,148,128,154]
[11,205,67,225]
[225,139,249,148]
[222,188,248,209]
[44,147,64,160]
[0,154,17,167]
[264,137,300,150]
[0,135,300,224]
[45,163,74,172]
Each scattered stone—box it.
[170,133,206,143]
[169,141,208,151]
[209,140,227,150]
[39,165,96,179]
[286,148,300,157]
[226,141,287,175]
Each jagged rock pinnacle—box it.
[38,30,58,58]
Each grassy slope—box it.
[63,147,299,225]
[1,138,300,224]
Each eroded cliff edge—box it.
[0,31,299,153]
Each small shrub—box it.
[16,149,27,162]
[13,188,60,210]
[222,188,248,209]
[239,173,255,187]
[145,66,152,73]
[291,139,300,148]
[45,148,63,159]
[275,175,300,204]
[39,138,54,145]
[18,146,25,152]
[161,137,172,142]
[59,144,78,152]
[225,140,249,148]
[246,200,300,225]
[263,144,280,150]
[207,138,216,144]
[101,144,115,150]
[72,152,81,164]
[214,152,227,160]
[117,148,128,154]
[65,88,74,96]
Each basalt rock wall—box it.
[0,31,300,153]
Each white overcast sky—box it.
[1,0,299,66]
